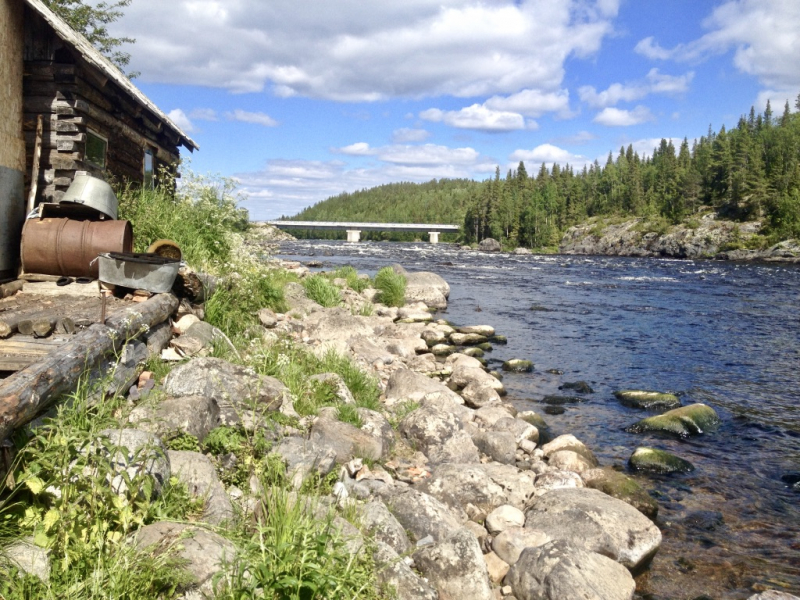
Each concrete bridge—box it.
[266,221,460,243]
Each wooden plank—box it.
[0,293,179,440]
[0,337,69,372]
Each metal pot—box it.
[59,172,118,220]
[98,252,180,293]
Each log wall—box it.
[22,6,182,204]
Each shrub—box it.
[302,274,342,308]
[331,266,371,292]
[374,267,406,307]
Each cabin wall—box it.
[0,0,26,279]
[21,6,181,205]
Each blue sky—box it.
[111,0,800,220]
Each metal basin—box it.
[98,252,180,293]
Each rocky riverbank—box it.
[5,258,797,600]
[559,215,800,262]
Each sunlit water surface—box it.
[275,240,800,599]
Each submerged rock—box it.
[614,389,681,410]
[626,403,720,437]
[502,359,534,373]
[628,447,695,474]
[581,467,658,519]
[560,381,594,394]
[542,394,584,405]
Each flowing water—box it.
[276,240,800,599]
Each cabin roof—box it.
[24,0,199,152]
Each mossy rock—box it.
[583,467,658,519]
[430,344,456,356]
[476,342,493,352]
[517,410,548,432]
[614,389,681,410]
[625,403,720,437]
[628,447,695,474]
[461,347,484,358]
[502,359,534,373]
[542,395,584,405]
[489,370,503,381]
[449,332,488,346]
[489,335,508,345]
[560,381,594,394]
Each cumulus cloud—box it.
[420,104,530,131]
[188,108,218,121]
[114,0,619,100]
[593,105,654,126]
[225,109,278,127]
[634,0,800,91]
[579,69,693,108]
[484,88,571,117]
[167,108,194,132]
[392,128,431,143]
[509,143,590,171]
[235,142,495,219]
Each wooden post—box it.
[0,293,178,442]
[27,115,44,214]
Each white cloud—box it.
[484,88,570,117]
[225,109,278,127]
[420,104,529,131]
[634,0,800,91]
[579,69,693,108]
[593,105,654,126]
[754,89,798,113]
[235,142,495,219]
[188,108,218,121]
[509,143,590,171]
[392,128,431,143]
[167,108,194,132]
[337,142,374,156]
[554,130,597,145]
[114,0,619,101]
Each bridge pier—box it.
[428,231,440,244]
[346,230,361,243]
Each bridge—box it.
[266,221,460,243]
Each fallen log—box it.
[18,317,56,338]
[0,281,24,299]
[0,293,178,442]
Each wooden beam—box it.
[0,293,178,441]
[0,337,69,372]
[27,115,44,213]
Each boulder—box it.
[628,447,695,474]
[420,462,535,512]
[581,467,658,519]
[309,416,383,463]
[461,381,502,408]
[614,389,681,410]
[492,417,538,445]
[413,528,494,600]
[385,368,463,407]
[472,430,517,465]
[450,332,488,346]
[505,540,636,600]
[474,405,517,427]
[516,410,548,431]
[513,247,531,255]
[747,592,800,600]
[283,281,322,316]
[547,450,595,474]
[373,541,438,600]
[535,470,584,495]
[626,403,720,437]
[257,307,278,328]
[492,527,550,566]
[399,404,479,465]
[274,436,337,486]
[479,238,502,253]
[485,505,526,534]
[524,488,662,570]
[560,381,594,394]
[404,271,450,309]
[303,308,381,341]
[96,428,170,497]
[132,521,236,598]
[162,358,287,427]
[359,500,412,555]
[484,551,510,583]
[3,537,49,583]
[167,450,233,525]
[457,325,495,337]
[383,486,466,543]
[397,302,434,323]
[128,395,220,442]
[357,408,395,456]
[540,434,597,466]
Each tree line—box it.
[291,97,800,247]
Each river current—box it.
[275,240,800,600]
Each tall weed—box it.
[374,267,406,307]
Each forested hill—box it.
[287,98,800,248]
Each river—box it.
[275,239,800,600]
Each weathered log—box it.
[0,293,178,441]
[55,317,76,335]
[0,281,24,299]
[18,317,56,338]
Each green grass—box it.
[330,266,371,293]
[374,267,406,307]
[302,274,342,308]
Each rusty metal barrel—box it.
[21,218,133,278]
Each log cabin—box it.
[0,0,198,280]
